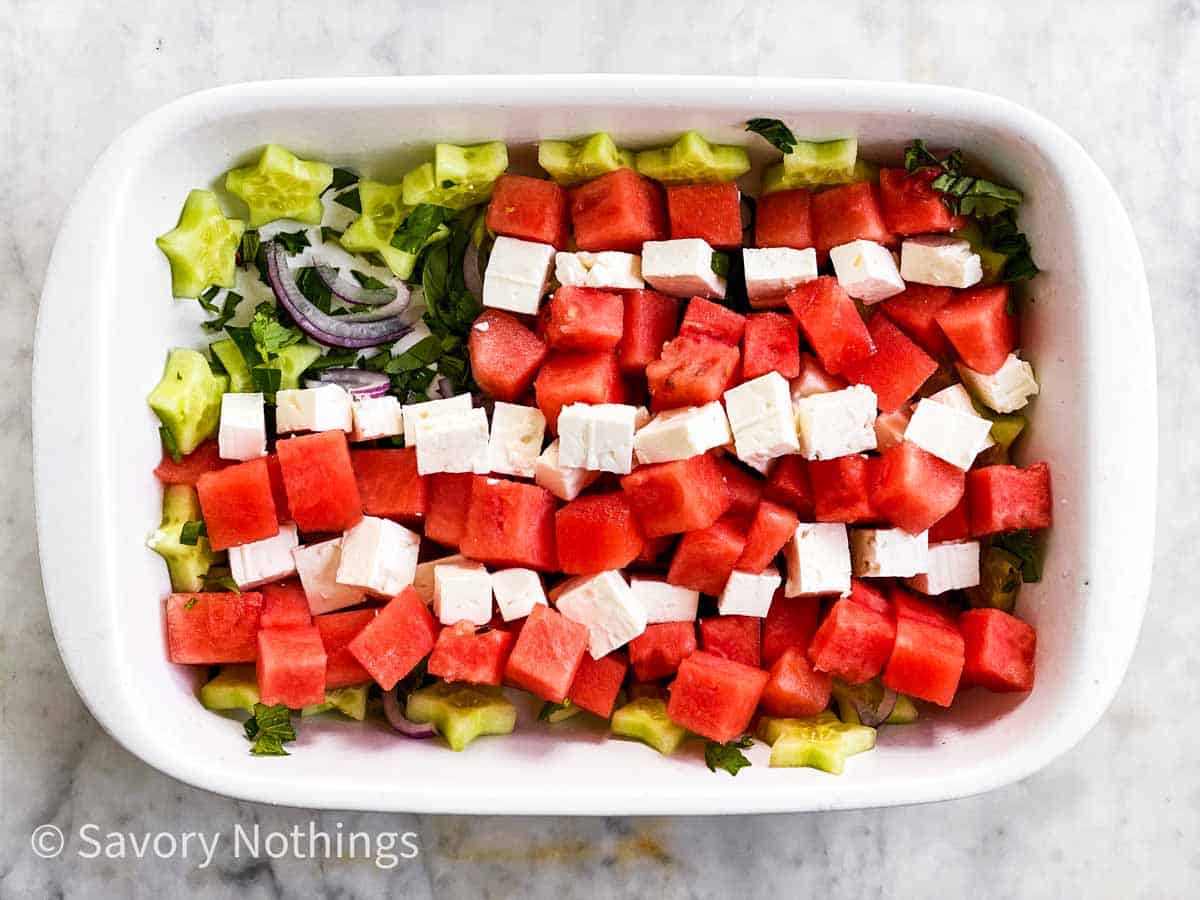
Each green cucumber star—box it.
[758,711,877,775]
[155,189,245,298]
[225,144,334,227]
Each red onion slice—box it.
[304,368,391,398]
[315,264,399,306]
[854,687,899,727]
[383,688,436,738]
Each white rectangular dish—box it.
[32,76,1155,814]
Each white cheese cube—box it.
[413,553,467,604]
[641,238,726,299]
[900,235,983,289]
[487,402,546,478]
[414,407,490,475]
[874,408,912,452]
[926,384,995,450]
[795,384,878,460]
[723,372,800,470]
[743,247,819,307]
[633,402,732,464]
[851,528,929,578]
[491,568,548,621]
[350,395,404,442]
[905,397,994,470]
[554,252,590,286]
[229,522,298,589]
[557,403,638,474]
[629,576,700,624]
[957,355,1040,414]
[482,235,555,315]
[402,393,472,446]
[293,538,365,614]
[433,560,493,626]
[907,541,981,595]
[784,522,851,597]
[717,567,782,617]
[218,392,268,461]
[829,239,906,304]
[336,515,421,598]
[275,384,353,434]
[555,251,644,290]
[534,439,600,501]
[554,570,647,658]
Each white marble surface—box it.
[1,1,1194,896]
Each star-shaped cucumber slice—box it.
[225,144,333,227]
[155,189,245,298]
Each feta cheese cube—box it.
[335,515,421,598]
[850,528,929,578]
[874,408,912,452]
[633,406,652,430]
[629,576,700,623]
[491,568,548,621]
[293,538,365,614]
[554,570,648,658]
[402,393,472,446]
[275,384,353,434]
[956,355,1040,414]
[633,402,732,464]
[926,385,995,450]
[414,407,490,475]
[433,559,493,626]
[723,372,800,470]
[557,403,638,474]
[784,522,851,597]
[900,235,983,289]
[534,439,601,501]
[218,392,268,461]
[829,240,906,304]
[554,252,589,286]
[641,239,726,299]
[743,247,819,307]
[794,384,878,460]
[487,402,546,478]
[717,567,782,617]
[555,251,644,290]
[905,397,994,470]
[906,541,981,595]
[413,553,467,604]
[350,395,403,442]
[482,235,555,315]
[229,522,298,589]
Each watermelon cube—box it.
[763,456,815,518]
[698,614,761,668]
[889,586,959,630]
[424,473,473,548]
[809,455,875,523]
[617,289,679,374]
[935,286,1017,375]
[348,587,439,690]
[667,651,769,744]
[755,188,813,249]
[880,284,956,358]
[469,310,548,402]
[534,349,623,431]
[545,286,625,351]
[736,500,799,574]
[960,608,1036,692]
[715,456,765,521]
[666,182,742,249]
[929,493,972,543]
[841,314,938,412]
[634,533,675,566]
[165,591,262,664]
[154,439,228,485]
[570,168,668,252]
[883,613,965,707]
[196,458,278,551]
[807,597,897,685]
[259,580,313,630]
[504,604,590,702]
[786,277,876,375]
[667,518,747,596]
[628,621,697,681]
[568,651,629,718]
[810,182,892,259]
[760,646,833,717]
[678,296,746,346]
[645,335,741,410]
[257,625,327,708]
[556,492,645,574]
[762,592,821,668]
[742,312,800,380]
[428,621,516,686]
[265,454,291,522]
[848,578,891,615]
[276,431,363,534]
[351,448,426,523]
[878,168,964,235]
[486,173,570,249]
[461,476,558,571]
[314,608,376,688]
[967,463,1053,536]
[872,441,966,534]
[621,454,732,537]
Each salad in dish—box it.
[148,120,1050,774]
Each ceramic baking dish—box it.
[32,75,1155,813]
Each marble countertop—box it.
[1,1,1194,896]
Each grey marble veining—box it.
[1,1,1196,897]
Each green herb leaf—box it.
[159,425,181,464]
[251,365,283,395]
[745,118,797,154]
[320,226,344,244]
[384,335,445,374]
[929,173,1022,218]
[273,229,311,255]
[903,139,963,176]
[293,266,334,314]
[330,167,359,192]
[250,303,304,360]
[244,703,297,756]
[705,735,754,776]
[199,290,242,333]
[238,229,261,268]
[334,187,361,213]
[202,567,241,593]
[391,204,451,255]
[538,699,573,722]
[992,530,1043,583]
[198,285,221,310]
[305,347,360,371]
[183,596,198,610]
[980,210,1040,283]
[711,251,731,278]
[351,270,390,291]
[179,520,206,546]
[224,325,260,368]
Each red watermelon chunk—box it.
[568,651,629,718]
[621,454,732,537]
[878,168,965,235]
[841,314,938,412]
[715,456,764,522]
[935,286,1017,375]
[872,441,966,534]
[679,297,746,346]
[743,312,800,380]
[967,463,1053,536]
[257,625,327,708]
[880,284,956,358]
[960,608,1036,693]
[154,439,228,485]
[667,650,769,744]
[265,455,291,522]
[762,591,821,668]
[534,349,623,431]
[486,173,570,248]
[428,621,516,686]
[666,182,742,249]
[810,455,876,523]
[545,286,625,351]
[810,182,892,259]
[791,352,848,399]
[645,335,740,410]
[461,476,558,571]
[469,310,548,402]
[755,188,813,249]
[259,581,312,630]
[848,578,891,615]
[276,431,363,534]
[786,277,876,376]
[736,500,799,573]
[628,621,697,681]
[196,458,279,551]
[699,614,761,668]
[764,456,815,518]
[314,608,377,689]
[165,592,262,664]
[348,587,439,690]
[929,493,972,543]
[760,646,833,717]
[617,289,679,374]
[667,518,747,596]
[570,168,668,252]
[889,586,959,630]
[807,597,896,685]
[504,604,590,702]
[556,492,645,574]
[883,613,965,707]
[351,448,426,523]
[425,473,473,549]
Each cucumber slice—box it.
[610,697,688,754]
[831,679,918,726]
[988,414,1026,451]
[966,546,1023,612]
[760,139,861,193]
[273,343,323,390]
[538,133,635,186]
[635,131,750,184]
[301,685,370,720]
[539,700,583,724]
[954,222,1009,285]
[155,190,245,298]
[225,144,333,227]
[211,338,253,393]
[886,694,919,725]
[759,712,876,774]
[147,484,216,592]
[339,181,419,278]
[406,682,516,751]
[401,141,509,210]
[147,348,226,455]
[199,665,260,713]
[756,710,841,745]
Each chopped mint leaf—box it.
[159,425,181,464]
[179,520,207,546]
[200,290,242,333]
[385,335,444,374]
[350,270,390,291]
[705,735,753,776]
[238,229,261,268]
[293,266,334,314]
[929,173,1022,218]
[334,187,361,213]
[992,530,1043,583]
[273,230,311,255]
[903,139,963,176]
[330,167,359,192]
[320,226,343,244]
[391,204,451,255]
[224,325,260,369]
[244,703,297,756]
[745,117,797,154]
[199,285,221,309]
[711,251,731,278]
[305,347,360,371]
[981,210,1039,283]
[251,365,282,395]
[202,567,241,593]
[538,699,573,722]
[250,302,304,359]
[183,596,198,610]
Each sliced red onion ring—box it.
[427,374,455,400]
[265,242,413,349]
[304,367,391,398]
[462,240,484,297]
[315,264,400,306]
[382,688,436,738]
[853,687,899,727]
